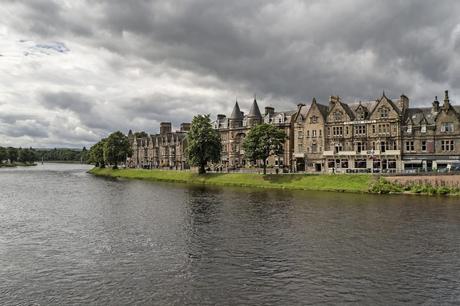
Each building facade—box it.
[293,91,460,173]
[214,98,296,170]
[128,90,460,173]
[129,122,190,169]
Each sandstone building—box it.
[128,122,190,169]
[129,90,460,173]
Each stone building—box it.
[293,90,460,173]
[214,98,296,170]
[129,122,190,169]
[401,91,460,171]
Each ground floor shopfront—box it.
[403,155,460,172]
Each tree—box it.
[18,148,36,163]
[0,147,7,164]
[186,114,222,174]
[89,139,106,167]
[134,131,148,138]
[243,123,286,175]
[7,147,18,163]
[103,131,131,169]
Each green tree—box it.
[18,148,37,163]
[134,131,148,138]
[103,131,131,169]
[186,114,222,174]
[0,146,7,164]
[7,147,18,163]
[89,139,106,167]
[243,123,286,175]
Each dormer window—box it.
[421,124,427,133]
[407,124,412,133]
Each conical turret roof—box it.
[248,98,262,118]
[229,101,243,120]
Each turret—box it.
[264,106,275,116]
[247,97,262,127]
[228,101,243,128]
[180,123,191,132]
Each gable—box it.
[327,102,351,123]
[369,97,400,120]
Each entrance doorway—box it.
[315,163,322,172]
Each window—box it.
[421,141,427,152]
[379,107,389,118]
[356,142,364,153]
[319,130,322,137]
[332,126,343,136]
[333,111,343,121]
[298,131,303,138]
[405,141,415,151]
[407,124,412,133]
[297,143,303,152]
[421,124,427,133]
[380,141,386,153]
[334,144,343,153]
[372,125,376,133]
[441,122,454,132]
[355,125,366,135]
[311,144,317,153]
[441,140,454,151]
[312,130,317,138]
[307,130,310,137]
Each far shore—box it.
[89,167,460,196]
[0,162,37,168]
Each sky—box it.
[1,0,460,148]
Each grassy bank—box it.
[370,178,460,196]
[89,167,373,193]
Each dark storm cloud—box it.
[3,0,460,147]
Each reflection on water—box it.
[1,163,460,305]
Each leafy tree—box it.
[186,114,222,174]
[103,131,131,169]
[243,123,286,175]
[0,147,7,164]
[134,131,148,138]
[18,148,37,163]
[7,147,18,163]
[89,139,106,167]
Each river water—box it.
[1,163,460,305]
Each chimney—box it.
[160,122,172,135]
[180,123,191,132]
[399,94,409,112]
[329,95,339,109]
[443,90,450,110]
[265,106,275,116]
[432,96,440,113]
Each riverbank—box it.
[89,167,373,193]
[0,162,37,168]
[89,167,460,196]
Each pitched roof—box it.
[229,101,243,120]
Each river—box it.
[1,163,460,305]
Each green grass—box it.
[89,167,373,193]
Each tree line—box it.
[90,116,285,175]
[0,146,89,165]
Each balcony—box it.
[338,151,356,156]
[323,150,334,156]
